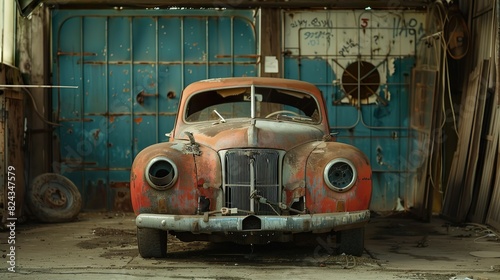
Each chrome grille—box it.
[224,149,280,215]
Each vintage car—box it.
[131,77,372,258]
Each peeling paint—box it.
[53,11,258,211]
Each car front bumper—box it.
[136,209,370,234]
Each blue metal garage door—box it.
[283,10,427,212]
[51,9,258,210]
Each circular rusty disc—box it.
[28,173,82,223]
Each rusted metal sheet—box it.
[52,10,258,211]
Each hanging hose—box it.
[23,87,61,127]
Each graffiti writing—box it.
[304,30,334,40]
[393,17,424,39]
[339,38,359,57]
[311,17,333,28]
[303,30,334,47]
[360,18,369,28]
[290,17,333,28]
[290,19,308,28]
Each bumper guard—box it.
[136,209,370,233]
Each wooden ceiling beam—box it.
[41,0,430,10]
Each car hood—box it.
[174,119,325,151]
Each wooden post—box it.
[0,64,26,223]
[260,8,281,77]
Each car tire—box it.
[137,227,167,258]
[336,228,365,256]
[27,173,82,223]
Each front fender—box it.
[130,142,197,215]
[283,141,372,214]
[131,141,222,216]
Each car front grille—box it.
[224,149,280,215]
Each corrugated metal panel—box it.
[283,10,427,212]
[52,9,258,210]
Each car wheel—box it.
[27,173,82,223]
[137,227,167,258]
[336,228,365,256]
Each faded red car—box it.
[131,77,372,258]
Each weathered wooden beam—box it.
[41,0,430,9]
[260,8,281,77]
[0,64,26,224]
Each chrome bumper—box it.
[136,210,370,233]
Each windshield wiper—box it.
[213,109,226,124]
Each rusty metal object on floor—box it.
[27,173,82,223]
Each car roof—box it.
[182,77,321,96]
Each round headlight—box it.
[323,158,357,192]
[145,157,178,190]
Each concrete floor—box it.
[1,212,499,280]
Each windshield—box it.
[185,86,321,124]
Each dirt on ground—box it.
[1,212,499,280]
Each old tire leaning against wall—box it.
[27,173,82,223]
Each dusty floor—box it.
[1,212,499,280]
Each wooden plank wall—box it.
[484,105,500,229]
[19,7,53,184]
[442,63,484,221]
[442,0,499,227]
[458,60,490,221]
[485,0,500,229]
[0,64,26,224]
[468,75,498,223]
